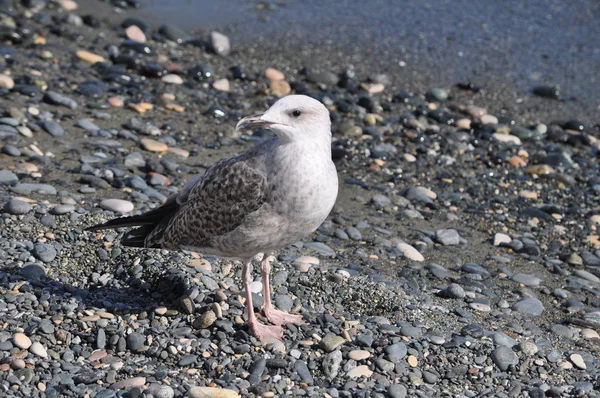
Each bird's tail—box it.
[85,200,179,248]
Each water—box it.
[97,0,600,121]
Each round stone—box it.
[491,346,518,371]
[13,333,32,349]
[4,199,32,215]
[30,342,48,358]
[99,199,134,213]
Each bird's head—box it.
[236,95,331,143]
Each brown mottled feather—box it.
[87,138,275,252]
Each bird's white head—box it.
[236,95,331,143]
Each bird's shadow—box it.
[0,261,187,319]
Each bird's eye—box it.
[292,110,302,118]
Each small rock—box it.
[512,297,544,316]
[0,74,15,89]
[396,243,424,261]
[188,387,239,398]
[162,74,184,84]
[210,31,231,56]
[4,199,32,214]
[346,365,373,379]
[111,377,146,390]
[99,199,134,213]
[30,342,48,358]
[569,354,586,370]
[76,50,105,64]
[13,333,32,349]
[141,138,168,152]
[320,333,346,352]
[193,311,216,329]
[491,346,518,371]
[494,233,511,246]
[436,229,460,245]
[125,25,146,43]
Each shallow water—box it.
[132,0,599,111]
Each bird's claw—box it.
[263,307,306,326]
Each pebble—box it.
[99,199,134,213]
[30,342,48,358]
[162,74,184,84]
[76,50,105,64]
[188,387,239,398]
[13,333,32,349]
[346,365,373,378]
[44,91,78,109]
[146,384,175,398]
[141,138,169,152]
[125,25,146,43]
[0,73,15,89]
[519,340,538,356]
[436,228,460,245]
[494,233,511,246]
[569,354,586,370]
[41,120,66,137]
[320,333,346,352]
[210,31,231,56]
[4,199,32,214]
[491,346,518,371]
[0,170,19,185]
[111,377,146,390]
[348,350,371,360]
[270,80,291,97]
[396,243,424,261]
[265,67,285,81]
[512,297,544,316]
[33,243,57,263]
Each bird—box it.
[86,95,339,342]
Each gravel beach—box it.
[0,1,599,397]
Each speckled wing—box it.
[143,155,269,251]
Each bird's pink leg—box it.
[260,254,306,326]
[242,259,283,342]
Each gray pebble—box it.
[491,346,518,371]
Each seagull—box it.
[86,95,339,342]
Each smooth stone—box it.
[320,333,346,352]
[51,204,75,215]
[145,384,175,398]
[570,354,586,369]
[519,340,538,356]
[13,333,32,349]
[322,350,342,380]
[99,199,134,213]
[436,229,460,245]
[385,342,407,362]
[20,264,46,280]
[209,31,231,56]
[33,243,57,263]
[387,384,407,398]
[396,243,424,261]
[512,297,544,316]
[43,91,78,109]
[494,233,511,246]
[491,346,518,371]
[4,199,32,214]
[188,387,239,398]
[442,283,465,299]
[511,273,541,286]
[111,377,146,390]
[30,342,48,358]
[41,120,65,137]
[0,170,18,185]
[346,365,373,379]
[574,270,600,283]
[348,350,371,361]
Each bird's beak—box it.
[235,113,274,131]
